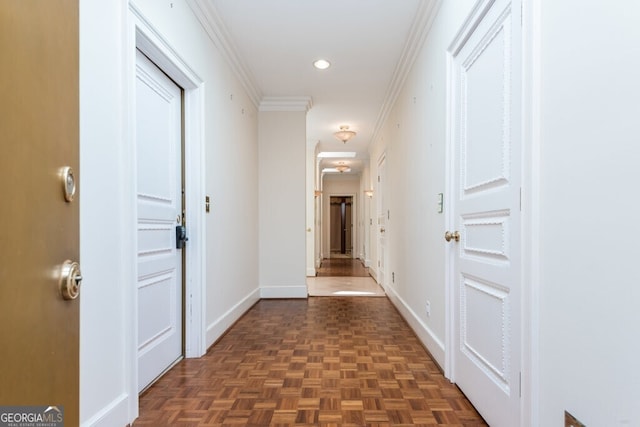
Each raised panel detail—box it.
[460,9,512,196]
[138,222,173,256]
[460,275,510,393]
[461,210,510,262]
[136,67,178,202]
[138,272,176,353]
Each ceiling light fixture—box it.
[334,125,356,144]
[313,59,331,70]
[335,162,349,173]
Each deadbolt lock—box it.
[59,260,82,300]
[60,166,76,202]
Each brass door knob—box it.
[444,231,460,242]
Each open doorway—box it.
[330,196,353,257]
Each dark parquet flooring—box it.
[135,297,487,426]
[316,258,371,277]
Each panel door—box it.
[450,1,522,425]
[135,50,184,392]
[0,2,80,425]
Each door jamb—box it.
[126,3,207,417]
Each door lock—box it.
[59,260,82,300]
[176,225,188,249]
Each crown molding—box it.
[370,0,443,145]
[259,96,313,112]
[186,0,262,108]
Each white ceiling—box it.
[205,0,428,174]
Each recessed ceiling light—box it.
[313,59,331,70]
[318,151,356,158]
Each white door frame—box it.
[376,153,387,289]
[327,193,357,258]
[444,0,538,425]
[126,3,206,414]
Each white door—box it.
[135,50,184,392]
[448,1,521,425]
[377,156,387,288]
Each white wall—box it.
[80,1,260,425]
[259,110,307,298]
[368,0,476,368]
[322,174,361,259]
[537,1,640,425]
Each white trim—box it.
[521,0,541,425]
[81,393,129,427]
[385,286,445,366]
[185,0,261,108]
[205,288,260,348]
[123,6,139,423]
[371,0,443,144]
[260,286,308,299]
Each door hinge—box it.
[519,371,522,397]
[387,210,390,220]
[519,187,522,211]
[378,175,380,182]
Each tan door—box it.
[0,2,79,425]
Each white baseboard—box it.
[260,285,307,299]
[206,288,260,348]
[369,267,378,282]
[385,286,445,367]
[82,393,130,427]
[306,267,316,277]
[364,258,371,268]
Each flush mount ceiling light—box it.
[333,125,356,144]
[313,59,331,70]
[335,162,350,173]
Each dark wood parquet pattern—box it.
[316,258,371,277]
[135,297,487,426]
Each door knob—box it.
[59,260,82,300]
[380,227,386,233]
[444,231,460,242]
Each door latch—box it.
[176,225,188,249]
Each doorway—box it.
[329,196,353,257]
[135,50,185,392]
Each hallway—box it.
[135,297,486,426]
